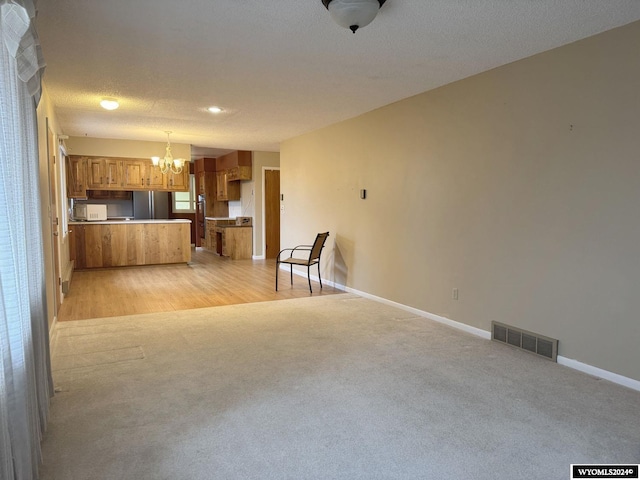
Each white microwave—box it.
[74,204,107,221]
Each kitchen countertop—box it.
[69,219,191,225]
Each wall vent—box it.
[491,321,558,362]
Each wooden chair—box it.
[276,232,330,293]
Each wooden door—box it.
[264,169,280,259]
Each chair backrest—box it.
[309,232,330,262]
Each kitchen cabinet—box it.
[66,155,189,194]
[204,218,234,252]
[69,220,191,269]
[68,224,84,269]
[104,158,120,188]
[146,165,165,189]
[166,168,189,191]
[216,171,240,201]
[144,164,189,191]
[197,172,206,194]
[121,160,145,189]
[66,156,87,198]
[86,157,105,189]
[195,158,226,246]
[205,219,217,251]
[219,226,252,260]
[86,157,120,189]
[203,219,252,260]
[226,165,252,181]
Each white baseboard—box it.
[288,268,640,392]
[253,254,266,260]
[557,356,640,392]
[345,286,492,340]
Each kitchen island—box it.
[69,219,191,269]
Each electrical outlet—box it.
[280,205,285,212]
[452,288,459,300]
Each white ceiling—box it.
[36,1,640,156]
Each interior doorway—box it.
[47,123,61,314]
[264,168,280,259]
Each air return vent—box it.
[491,321,558,362]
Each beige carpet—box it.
[42,293,640,479]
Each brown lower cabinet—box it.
[203,219,252,260]
[69,221,191,269]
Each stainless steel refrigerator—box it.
[133,191,170,219]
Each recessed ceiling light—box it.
[208,106,223,114]
[100,98,119,110]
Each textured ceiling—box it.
[36,1,640,154]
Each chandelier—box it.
[151,131,185,175]
[322,0,387,34]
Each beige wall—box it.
[65,136,191,160]
[280,21,640,381]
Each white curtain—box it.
[0,1,52,479]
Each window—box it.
[173,173,196,213]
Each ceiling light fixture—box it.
[208,106,223,114]
[322,0,387,34]
[151,131,185,175]
[100,98,119,110]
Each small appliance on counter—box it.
[73,204,107,221]
[235,216,252,226]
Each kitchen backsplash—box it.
[228,201,242,218]
[72,198,134,218]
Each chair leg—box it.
[307,265,312,293]
[290,265,293,285]
[275,261,279,291]
[318,263,323,290]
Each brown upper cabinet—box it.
[216,170,240,201]
[66,156,87,198]
[226,165,252,181]
[213,150,251,201]
[66,155,189,196]
[121,160,145,189]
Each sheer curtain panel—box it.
[0,1,52,479]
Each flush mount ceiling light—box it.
[208,106,223,114]
[322,0,387,33]
[151,131,185,175]
[99,98,119,110]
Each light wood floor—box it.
[58,247,343,322]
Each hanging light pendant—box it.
[151,131,185,175]
[322,0,387,34]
